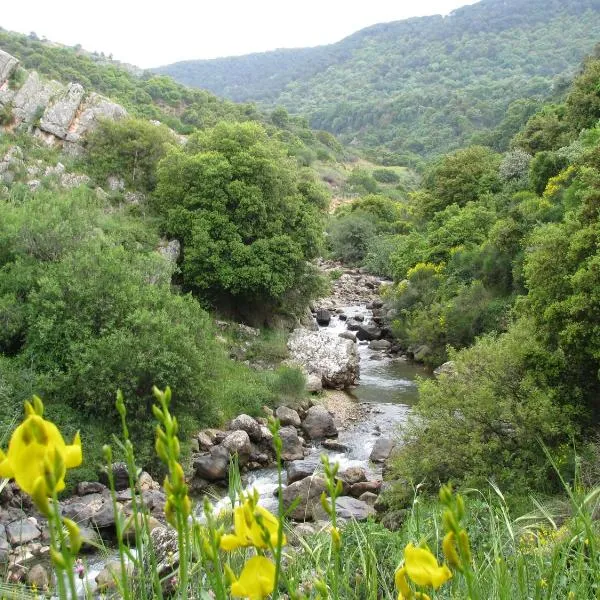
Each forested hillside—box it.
[157,0,600,160]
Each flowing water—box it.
[220,304,430,512]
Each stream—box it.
[219,303,429,514]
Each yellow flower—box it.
[230,556,275,599]
[395,566,412,600]
[220,499,285,551]
[404,544,452,590]
[0,408,82,497]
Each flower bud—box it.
[320,492,332,516]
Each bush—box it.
[328,212,377,265]
[372,168,401,184]
[392,321,576,497]
[85,117,176,191]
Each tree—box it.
[423,146,501,216]
[153,121,325,314]
[85,118,176,191]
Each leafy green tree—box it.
[529,151,568,195]
[154,121,325,313]
[423,146,501,216]
[566,57,600,131]
[85,118,176,191]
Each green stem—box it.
[272,432,285,599]
[47,506,67,600]
[51,494,78,600]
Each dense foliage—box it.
[0,132,309,480]
[157,0,600,159]
[153,121,327,319]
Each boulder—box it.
[39,82,85,139]
[96,560,133,592]
[315,308,331,326]
[306,374,323,393]
[356,323,382,341]
[157,239,181,266]
[99,461,130,491]
[302,405,338,440]
[346,319,361,331]
[321,439,348,452]
[312,496,375,522]
[228,415,262,442]
[286,457,320,484]
[282,475,327,521]
[350,481,382,498]
[221,430,252,464]
[370,438,396,463]
[279,426,304,462]
[61,493,117,529]
[0,525,9,563]
[369,339,391,351]
[339,466,367,486]
[78,526,103,552]
[150,526,179,578]
[27,564,49,590]
[193,445,230,481]
[338,331,357,342]
[288,329,359,390]
[434,361,457,377]
[76,481,107,496]
[359,492,379,506]
[197,431,215,450]
[5,519,41,545]
[275,406,301,427]
[333,496,376,521]
[0,50,18,85]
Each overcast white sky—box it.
[1,0,479,68]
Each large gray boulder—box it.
[0,525,9,563]
[12,72,63,123]
[39,82,85,139]
[286,456,320,484]
[279,426,304,462]
[221,430,252,464]
[5,518,41,545]
[370,438,396,463]
[61,492,117,529]
[228,415,262,442]
[334,497,376,521]
[281,475,327,521]
[356,322,382,341]
[193,445,230,481]
[288,329,359,389]
[302,405,338,440]
[65,92,126,142]
[0,50,18,85]
[275,406,301,427]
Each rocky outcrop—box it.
[0,49,126,145]
[39,83,85,139]
[0,49,18,85]
[287,329,359,389]
[65,92,126,143]
[12,72,63,123]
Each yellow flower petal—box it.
[220,534,245,551]
[0,407,82,497]
[395,566,412,599]
[230,556,275,600]
[404,543,452,590]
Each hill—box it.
[156,0,600,160]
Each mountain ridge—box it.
[156,0,600,158]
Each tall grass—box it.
[1,392,599,599]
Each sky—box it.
[1,0,479,69]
